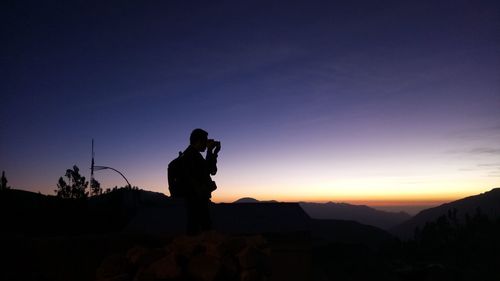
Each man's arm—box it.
[206,150,217,176]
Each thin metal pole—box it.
[93,165,131,188]
[91,139,95,192]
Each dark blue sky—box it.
[2,1,499,203]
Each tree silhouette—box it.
[90,178,102,196]
[55,165,89,199]
[0,171,10,190]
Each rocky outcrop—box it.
[96,231,271,281]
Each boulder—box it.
[96,232,272,281]
[237,246,266,270]
[126,246,165,268]
[201,230,226,243]
[168,234,202,258]
[187,253,222,281]
[245,235,267,248]
[218,255,239,280]
[96,273,132,281]
[219,236,248,256]
[126,246,148,265]
[136,252,181,281]
[96,254,130,280]
[241,269,267,281]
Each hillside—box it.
[300,202,411,230]
[2,188,499,280]
[0,188,170,235]
[0,188,399,281]
[392,187,500,239]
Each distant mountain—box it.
[127,201,311,234]
[233,197,278,203]
[299,202,411,230]
[1,189,396,245]
[233,197,260,203]
[127,199,396,248]
[234,197,411,230]
[392,188,500,239]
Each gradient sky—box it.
[2,1,499,208]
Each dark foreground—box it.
[1,188,499,281]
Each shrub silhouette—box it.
[400,207,500,279]
[0,171,10,190]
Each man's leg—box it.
[199,198,212,231]
[185,197,200,235]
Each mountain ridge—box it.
[392,187,500,239]
[234,197,411,230]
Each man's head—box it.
[190,128,208,152]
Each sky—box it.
[1,1,500,211]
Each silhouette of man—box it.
[183,128,220,235]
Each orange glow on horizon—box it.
[211,193,465,205]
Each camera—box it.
[207,139,221,150]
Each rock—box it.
[240,269,266,281]
[245,235,267,248]
[136,252,181,281]
[96,254,130,280]
[98,232,272,281]
[188,253,222,281]
[200,231,226,258]
[169,234,202,258]
[220,236,248,256]
[126,246,165,268]
[218,255,239,281]
[237,246,266,270]
[126,246,148,265]
[200,230,226,245]
[96,273,132,281]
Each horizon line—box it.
[8,186,492,207]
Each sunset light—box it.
[2,0,499,213]
[2,1,500,279]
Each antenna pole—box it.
[91,139,95,194]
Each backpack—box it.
[168,151,187,198]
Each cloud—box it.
[457,160,500,174]
[469,148,500,155]
[458,168,477,171]
[485,166,500,177]
[450,147,500,155]
[478,163,500,167]
[447,147,500,155]
[448,125,500,140]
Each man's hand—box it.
[214,142,221,154]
